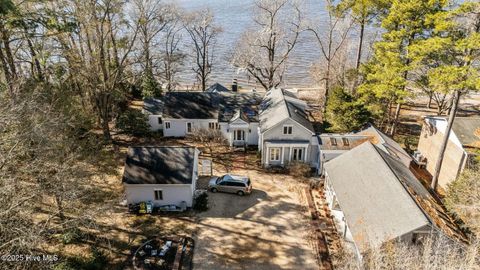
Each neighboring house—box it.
[324,141,466,259]
[122,146,200,208]
[417,116,480,188]
[258,88,319,168]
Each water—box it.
[175,0,330,89]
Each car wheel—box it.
[237,191,245,196]
[210,188,218,193]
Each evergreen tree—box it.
[325,86,371,133]
[358,0,449,135]
[409,2,480,190]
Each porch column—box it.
[229,129,233,146]
[304,147,308,162]
[281,146,285,165]
[265,146,269,166]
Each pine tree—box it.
[358,0,449,136]
[410,2,480,191]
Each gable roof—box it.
[259,88,314,133]
[357,124,413,167]
[325,142,430,252]
[123,147,196,185]
[452,117,480,148]
[143,98,164,115]
[161,92,220,119]
[218,92,263,122]
[325,141,468,253]
[206,83,230,93]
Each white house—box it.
[258,88,320,168]
[143,86,263,148]
[416,116,480,188]
[122,146,200,208]
[324,141,467,259]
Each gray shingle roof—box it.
[144,86,262,122]
[259,88,314,133]
[325,141,468,252]
[218,92,263,122]
[143,98,164,115]
[161,92,220,119]
[325,142,431,252]
[358,124,413,167]
[123,147,196,185]
[452,117,480,147]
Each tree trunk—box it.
[431,90,461,191]
[427,93,432,109]
[355,21,365,70]
[390,102,402,136]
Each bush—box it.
[193,192,209,211]
[287,161,312,178]
[115,109,150,136]
[325,86,371,133]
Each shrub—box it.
[287,161,312,178]
[115,109,150,136]
[193,192,209,211]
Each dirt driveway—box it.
[193,168,318,270]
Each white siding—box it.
[261,118,317,166]
[148,115,163,131]
[163,118,218,137]
[124,184,194,207]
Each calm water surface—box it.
[176,0,329,89]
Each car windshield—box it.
[216,176,223,184]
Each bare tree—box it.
[184,9,221,91]
[307,0,353,111]
[231,0,303,91]
[160,7,186,91]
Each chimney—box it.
[231,79,238,92]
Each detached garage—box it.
[122,146,200,208]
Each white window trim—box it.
[209,122,216,129]
[292,147,304,161]
[269,147,281,161]
[186,122,193,134]
[283,125,293,135]
[154,189,163,200]
[165,121,171,129]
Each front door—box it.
[234,130,245,141]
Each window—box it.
[209,122,216,129]
[283,125,293,135]
[330,137,337,146]
[342,138,349,146]
[292,147,304,161]
[165,122,171,129]
[269,148,280,161]
[186,122,193,133]
[157,117,162,125]
[154,190,163,200]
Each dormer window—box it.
[283,125,293,135]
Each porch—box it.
[264,140,310,167]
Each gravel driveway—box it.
[193,172,318,270]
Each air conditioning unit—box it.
[413,151,427,166]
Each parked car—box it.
[208,174,252,196]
